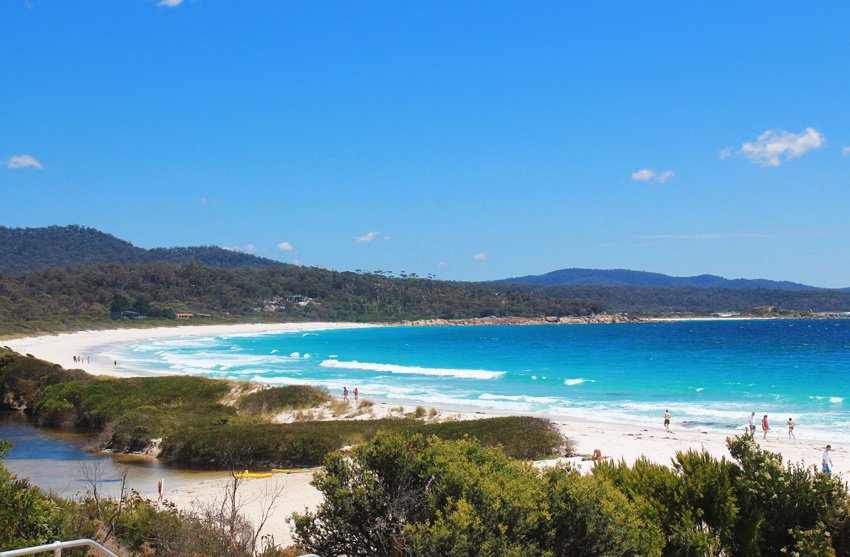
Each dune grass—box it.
[1,348,567,467]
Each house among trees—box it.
[175,313,194,319]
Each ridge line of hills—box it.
[0,225,285,276]
[3,225,846,291]
[492,268,846,291]
[0,226,849,336]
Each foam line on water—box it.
[564,378,596,386]
[318,359,505,380]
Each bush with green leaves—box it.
[292,432,658,556]
[726,434,850,556]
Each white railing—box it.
[0,539,118,556]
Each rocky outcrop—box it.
[401,313,637,327]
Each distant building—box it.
[175,313,194,319]
[286,295,308,303]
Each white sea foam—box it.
[303,353,312,359]
[830,397,844,404]
[290,352,300,358]
[319,359,505,380]
[564,378,595,386]
[478,393,560,404]
[270,349,278,353]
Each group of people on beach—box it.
[342,386,359,402]
[664,409,835,474]
[72,355,89,364]
[747,411,796,440]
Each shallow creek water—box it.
[0,412,227,499]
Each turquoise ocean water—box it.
[116,320,850,441]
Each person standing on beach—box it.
[663,409,671,432]
[821,445,832,474]
[354,386,359,402]
[343,387,348,401]
[787,418,796,440]
[823,445,833,474]
[748,412,756,434]
[762,414,770,440]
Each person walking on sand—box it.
[663,409,671,432]
[762,414,770,440]
[787,417,796,440]
[343,386,348,400]
[823,445,833,474]
[748,412,756,434]
[157,478,164,501]
[354,386,359,402]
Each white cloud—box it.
[631,168,675,183]
[656,170,675,184]
[277,241,294,252]
[473,251,489,262]
[736,127,824,167]
[631,168,656,181]
[198,197,219,205]
[354,231,390,244]
[157,0,183,6]
[245,243,256,254]
[4,154,43,169]
[437,261,448,269]
[718,147,733,160]
[842,146,850,157]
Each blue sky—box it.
[2,2,849,287]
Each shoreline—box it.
[4,320,847,548]
[5,320,843,456]
[5,322,377,378]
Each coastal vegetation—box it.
[293,432,850,556]
[2,226,849,338]
[0,349,566,467]
[495,283,850,314]
[0,261,600,336]
[4,429,849,556]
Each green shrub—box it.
[293,432,656,557]
[160,416,565,468]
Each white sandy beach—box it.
[5,322,847,549]
[4,322,375,379]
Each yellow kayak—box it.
[272,467,311,474]
[235,470,273,479]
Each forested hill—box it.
[0,262,601,335]
[489,284,850,314]
[0,225,284,275]
[495,268,822,290]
